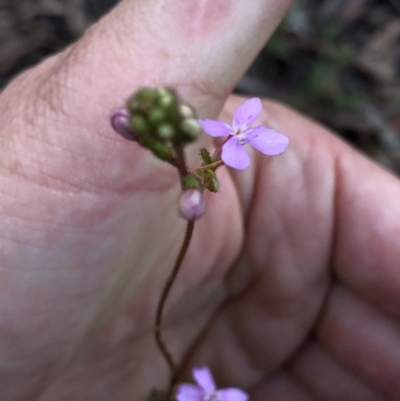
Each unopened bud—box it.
[157,124,175,140]
[179,104,195,118]
[178,189,205,220]
[180,118,201,140]
[128,88,158,112]
[121,87,200,163]
[131,115,150,135]
[140,136,174,162]
[157,88,176,108]
[148,108,167,126]
[111,109,136,141]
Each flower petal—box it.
[199,119,232,137]
[192,366,216,393]
[217,388,249,401]
[221,136,250,170]
[232,98,262,131]
[176,384,204,401]
[247,126,289,156]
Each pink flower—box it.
[178,189,206,220]
[176,366,248,401]
[199,98,289,170]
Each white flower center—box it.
[235,129,248,145]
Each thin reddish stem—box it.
[154,219,195,389]
[212,136,231,159]
[154,146,196,397]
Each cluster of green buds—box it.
[111,87,223,220]
[125,87,202,163]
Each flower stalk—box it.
[110,88,290,401]
[154,144,195,389]
[155,218,195,396]
[195,160,224,172]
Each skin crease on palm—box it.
[1,0,400,399]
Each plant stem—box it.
[174,146,190,183]
[154,219,195,387]
[212,136,230,159]
[154,146,195,396]
[195,160,224,172]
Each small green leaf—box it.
[199,148,213,165]
[198,169,220,193]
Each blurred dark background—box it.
[1,0,400,173]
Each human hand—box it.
[1,0,399,400]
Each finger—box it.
[186,97,337,387]
[289,342,386,401]
[332,145,400,319]
[251,372,316,401]
[317,284,400,399]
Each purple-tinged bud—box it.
[111,108,136,141]
[178,189,205,220]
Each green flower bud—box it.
[156,124,175,140]
[141,136,174,162]
[128,87,158,113]
[123,87,201,164]
[157,87,177,109]
[180,118,201,141]
[148,108,167,126]
[151,143,174,162]
[130,115,150,135]
[179,104,195,119]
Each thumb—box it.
[80,0,291,113]
[7,0,293,117]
